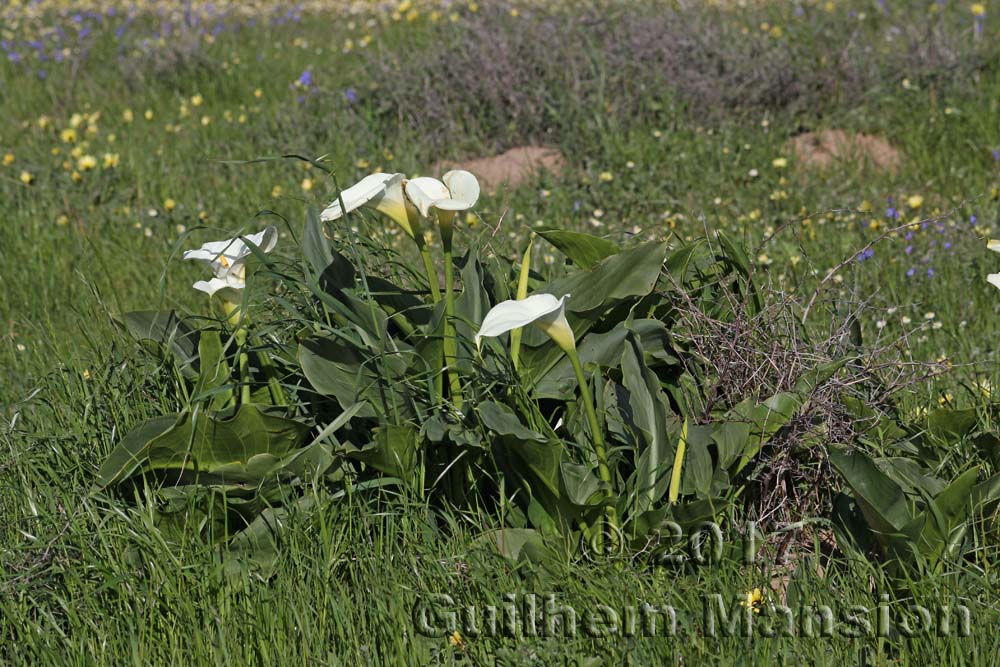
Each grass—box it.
[3,0,1000,663]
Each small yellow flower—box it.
[907,194,924,209]
[144,109,154,121]
[103,153,120,169]
[465,212,478,227]
[740,588,765,613]
[199,210,209,221]
[271,185,283,198]
[60,128,78,143]
[191,93,204,107]
[355,158,370,169]
[254,88,263,99]
[122,108,134,123]
[71,171,82,183]
[448,630,465,650]
[77,155,98,171]
[37,115,51,129]
[19,170,34,185]
[163,198,177,213]
[201,115,211,126]
[301,177,314,192]
[772,157,788,169]
[972,4,986,17]
[69,113,84,128]
[56,214,69,226]
[2,153,13,166]
[598,171,614,182]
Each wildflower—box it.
[598,171,614,182]
[60,128,78,143]
[71,171,82,183]
[191,93,204,107]
[254,88,263,99]
[924,312,935,320]
[183,227,278,302]
[164,198,176,213]
[271,185,283,198]
[144,109,154,121]
[0,152,13,167]
[103,153,120,168]
[740,588,765,613]
[477,293,575,353]
[748,168,759,178]
[201,116,211,126]
[122,108,134,123]
[907,194,924,210]
[77,155,97,171]
[972,4,986,17]
[448,630,465,650]
[772,157,788,169]
[301,177,314,192]
[19,170,34,185]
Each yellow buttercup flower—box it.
[2,153,13,166]
[740,588,765,613]
[972,4,986,17]
[77,155,98,171]
[164,198,177,213]
[907,194,924,209]
[191,93,204,107]
[60,128,78,143]
[19,170,34,185]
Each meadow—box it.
[3,0,1000,664]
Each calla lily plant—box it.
[322,170,480,408]
[476,292,617,537]
[183,226,278,313]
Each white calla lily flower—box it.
[475,293,575,353]
[183,226,277,301]
[988,239,1000,253]
[320,172,418,238]
[988,274,1000,291]
[404,170,480,230]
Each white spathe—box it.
[183,226,277,301]
[319,172,417,238]
[404,170,480,225]
[988,274,1000,291]
[475,293,575,353]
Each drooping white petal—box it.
[988,273,1000,291]
[320,173,403,221]
[404,177,452,218]
[192,276,244,303]
[184,226,277,296]
[988,239,1000,254]
[442,170,480,208]
[476,293,574,351]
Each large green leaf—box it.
[348,423,419,480]
[96,404,310,489]
[917,466,979,561]
[478,401,562,497]
[534,226,620,269]
[519,241,669,377]
[122,310,202,379]
[532,320,674,399]
[298,332,414,419]
[828,446,917,544]
[620,333,674,513]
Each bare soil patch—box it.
[786,129,902,172]
[432,146,566,193]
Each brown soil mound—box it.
[786,129,902,172]
[433,146,566,193]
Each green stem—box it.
[254,343,287,407]
[568,348,617,535]
[419,243,442,304]
[236,328,251,405]
[510,234,535,371]
[442,242,463,411]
